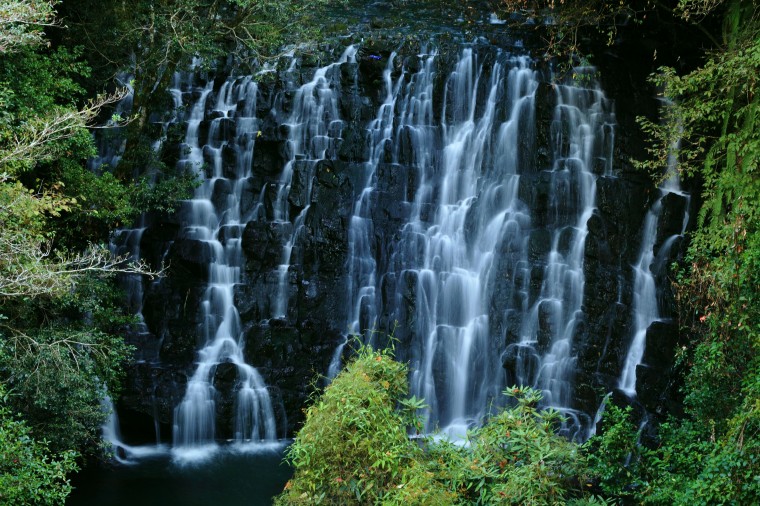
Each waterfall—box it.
[87,75,134,172]
[411,50,514,436]
[329,51,407,378]
[518,80,611,439]
[376,49,539,437]
[110,221,152,352]
[618,203,661,395]
[101,393,169,463]
[171,73,277,456]
[335,49,618,439]
[100,40,683,454]
[344,52,401,338]
[619,131,689,396]
[101,394,127,462]
[273,46,357,318]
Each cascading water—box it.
[110,221,150,351]
[328,51,406,379]
[171,73,277,455]
[618,203,661,395]
[372,49,538,437]
[336,49,618,439]
[101,394,127,462]
[409,50,513,435]
[619,133,689,396]
[100,36,686,465]
[272,46,357,318]
[345,52,400,337]
[515,78,614,439]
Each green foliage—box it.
[0,385,78,506]
[284,336,756,505]
[0,273,134,454]
[130,173,199,216]
[0,0,157,487]
[0,178,139,455]
[588,399,760,505]
[0,45,89,123]
[0,43,94,174]
[585,402,656,501]
[461,387,589,505]
[0,4,196,245]
[279,347,602,505]
[52,162,197,246]
[277,343,453,505]
[0,180,83,299]
[0,0,57,54]
[0,34,154,243]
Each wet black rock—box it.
[166,239,215,281]
[116,39,691,442]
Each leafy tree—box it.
[0,386,78,506]
[0,0,155,478]
[0,274,136,453]
[0,0,56,54]
[278,346,605,505]
[0,178,146,453]
[276,343,452,505]
[0,38,194,246]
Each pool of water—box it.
[67,443,292,506]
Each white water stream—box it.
[170,74,277,458]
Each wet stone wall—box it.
[112,39,689,444]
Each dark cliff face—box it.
[114,36,689,443]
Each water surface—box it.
[68,445,291,506]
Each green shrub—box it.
[0,387,78,505]
[276,343,453,505]
[585,385,760,505]
[435,387,592,505]
[584,403,648,500]
[277,346,599,505]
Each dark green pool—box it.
[67,443,292,506]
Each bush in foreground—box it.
[275,344,452,504]
[276,345,606,505]
[0,387,78,505]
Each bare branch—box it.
[0,231,162,299]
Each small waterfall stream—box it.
[171,73,277,456]
[619,202,661,395]
[110,221,151,352]
[328,51,406,378]
[619,135,690,396]
[345,51,401,337]
[272,46,357,318]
